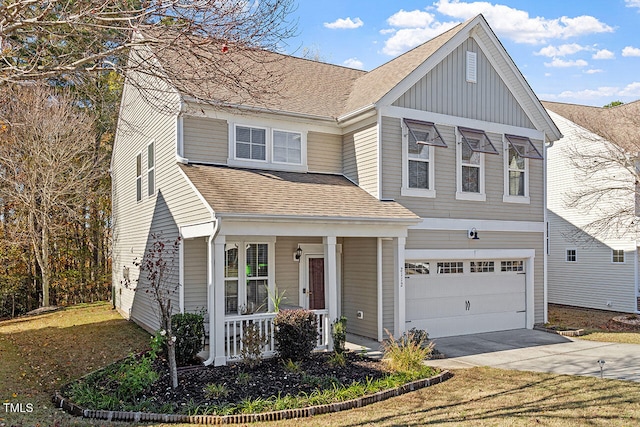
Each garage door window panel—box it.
[405,261,430,275]
[501,260,524,272]
[437,262,464,274]
[470,261,495,273]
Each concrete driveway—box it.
[424,329,640,382]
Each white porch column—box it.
[395,236,406,336]
[213,235,226,366]
[324,235,338,351]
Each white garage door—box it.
[405,259,526,338]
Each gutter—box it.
[203,218,221,366]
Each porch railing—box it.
[223,309,330,361]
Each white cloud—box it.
[323,17,363,30]
[619,82,640,96]
[343,57,364,69]
[379,28,396,35]
[534,43,588,57]
[544,58,588,68]
[434,0,614,44]
[584,69,603,74]
[382,23,459,55]
[622,46,640,57]
[592,49,615,60]
[626,0,640,9]
[557,86,619,99]
[544,73,552,77]
[387,9,436,28]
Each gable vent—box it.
[466,51,477,83]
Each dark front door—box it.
[308,257,325,310]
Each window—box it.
[612,249,625,263]
[405,261,430,275]
[273,130,302,164]
[135,152,142,202]
[147,142,155,196]
[501,260,524,272]
[402,119,446,197]
[437,262,464,274]
[466,51,477,83]
[232,124,305,169]
[470,261,494,273]
[235,126,266,161]
[504,135,542,203]
[224,242,270,315]
[507,142,525,197]
[456,127,498,201]
[565,249,577,263]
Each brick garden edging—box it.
[533,324,585,337]
[53,370,452,424]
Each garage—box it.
[405,259,527,338]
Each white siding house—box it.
[544,101,640,314]
[112,14,561,365]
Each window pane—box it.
[470,261,494,273]
[509,171,525,196]
[462,166,480,192]
[251,143,265,160]
[246,279,268,313]
[613,250,624,263]
[273,130,302,164]
[237,126,251,143]
[236,142,251,159]
[408,133,430,160]
[509,146,525,170]
[405,261,430,275]
[225,244,239,278]
[501,260,524,272]
[136,177,142,202]
[148,143,155,168]
[136,153,142,176]
[236,127,266,160]
[246,243,268,277]
[462,139,481,164]
[408,160,429,189]
[251,128,266,145]
[437,262,464,274]
[147,169,155,196]
[225,280,238,315]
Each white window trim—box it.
[147,141,156,197]
[135,151,142,203]
[401,119,436,198]
[503,135,530,204]
[455,127,486,201]
[565,248,577,263]
[228,122,308,172]
[612,249,626,264]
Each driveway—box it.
[424,329,640,382]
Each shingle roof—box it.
[543,100,640,151]
[179,163,419,221]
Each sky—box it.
[284,0,640,107]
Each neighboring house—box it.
[112,14,561,366]
[544,101,640,314]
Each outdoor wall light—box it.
[295,246,302,261]
[468,228,480,240]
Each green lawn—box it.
[1,303,639,427]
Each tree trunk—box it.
[167,337,178,389]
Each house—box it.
[544,100,640,314]
[112,14,561,366]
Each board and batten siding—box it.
[406,229,545,324]
[343,123,379,198]
[342,237,378,339]
[182,116,228,165]
[393,37,534,129]
[380,116,544,222]
[307,131,342,174]
[546,111,638,313]
[382,239,396,334]
[112,75,213,332]
[183,237,208,313]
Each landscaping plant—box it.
[172,312,205,366]
[382,328,434,374]
[240,321,268,369]
[273,309,319,361]
[332,316,348,354]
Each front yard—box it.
[1,303,639,426]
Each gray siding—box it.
[184,237,208,313]
[393,38,534,129]
[382,239,395,334]
[112,75,213,332]
[380,116,544,222]
[307,131,342,174]
[342,237,378,338]
[406,230,545,324]
[183,116,228,164]
[274,236,322,308]
[343,123,379,197]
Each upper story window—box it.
[566,249,577,263]
[231,123,306,171]
[503,134,542,204]
[612,249,625,264]
[135,152,142,202]
[456,127,498,201]
[401,118,446,198]
[147,142,155,197]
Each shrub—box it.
[240,322,268,369]
[171,312,205,366]
[331,316,347,354]
[273,309,318,361]
[381,328,434,374]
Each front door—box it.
[308,257,325,310]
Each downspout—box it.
[203,218,220,366]
[543,132,553,323]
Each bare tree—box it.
[552,101,640,242]
[1,0,297,105]
[0,84,104,307]
[128,233,181,389]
